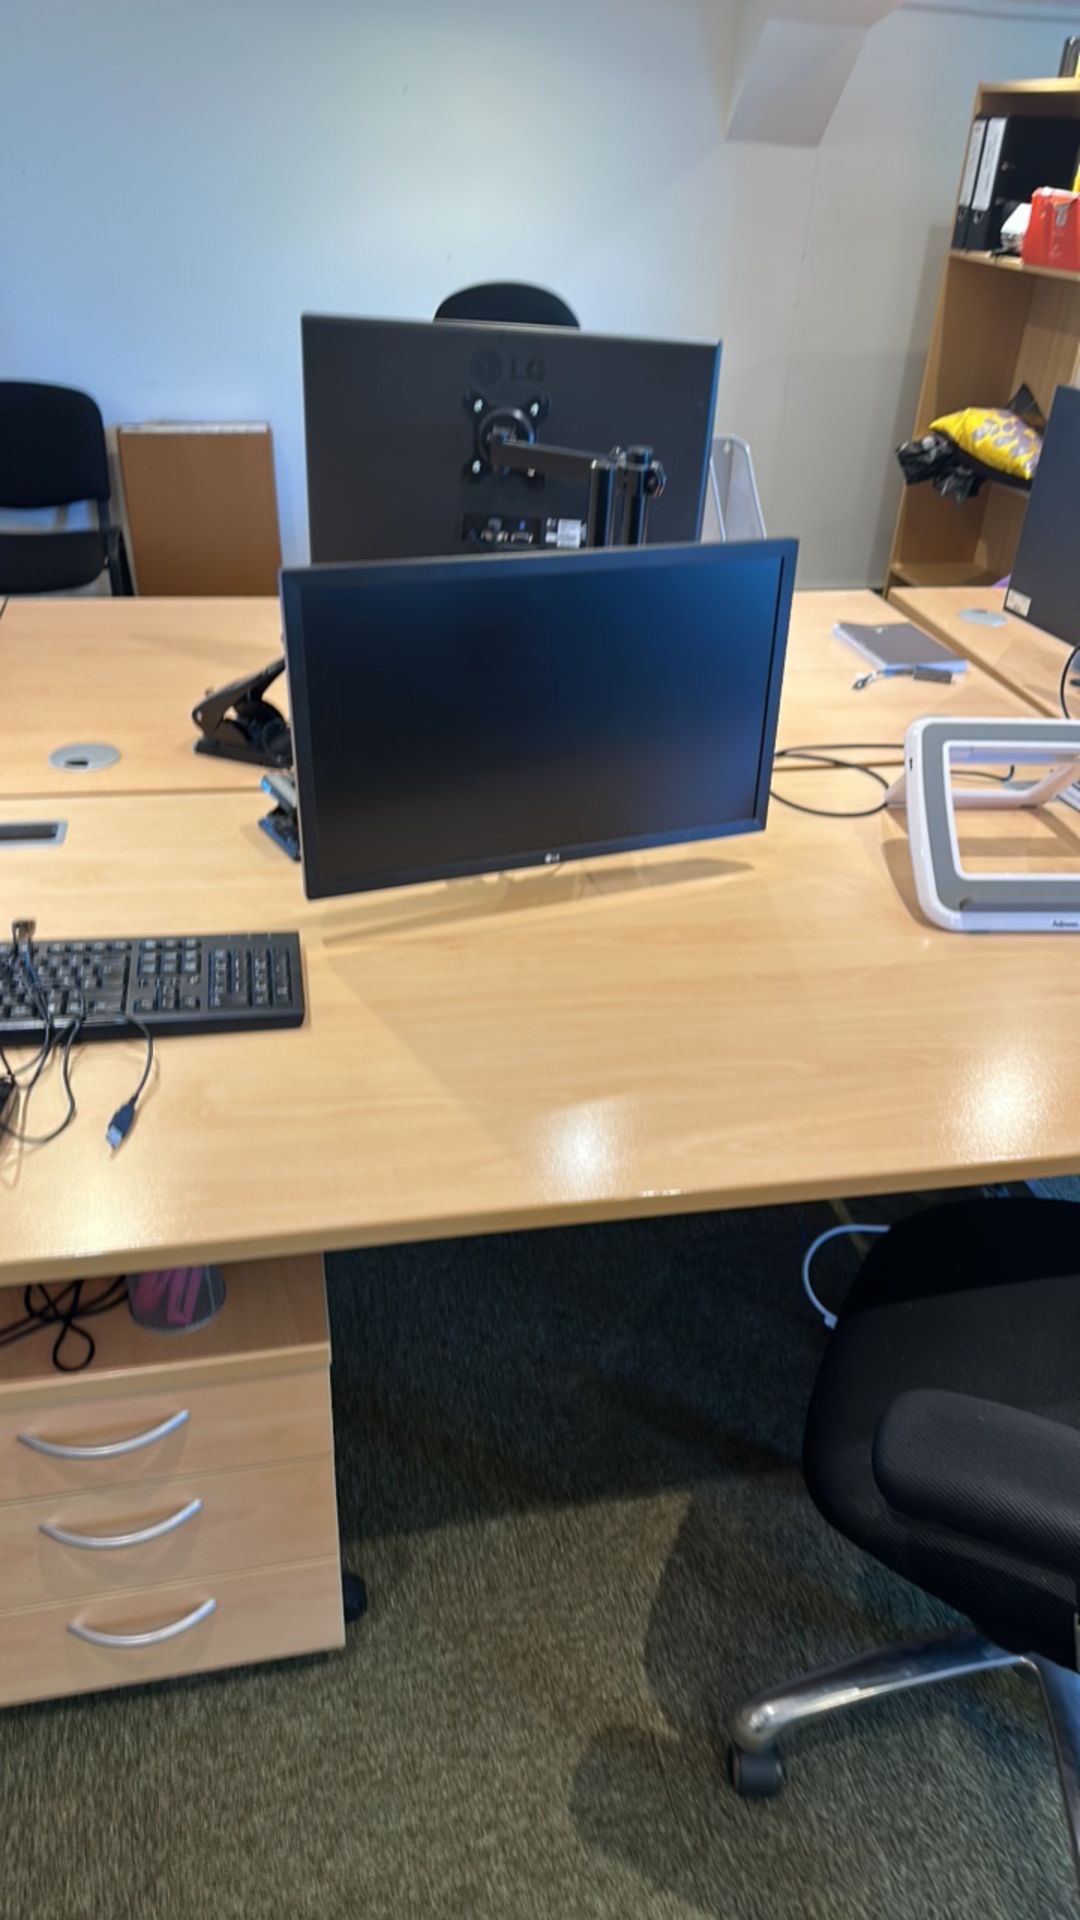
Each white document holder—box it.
[886,718,1080,933]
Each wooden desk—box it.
[2,587,1076,1288]
[890,585,1067,719]
[4,731,1079,1285]
[0,590,1025,801]
[0,597,283,798]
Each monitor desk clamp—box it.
[192,659,291,770]
[191,661,299,860]
[258,768,301,863]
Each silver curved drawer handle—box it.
[41,1497,202,1551]
[17,1408,190,1460]
[68,1597,217,1649]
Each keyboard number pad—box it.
[137,939,203,1015]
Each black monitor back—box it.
[302,315,720,562]
[1007,385,1080,650]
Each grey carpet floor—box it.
[3,1204,1075,1919]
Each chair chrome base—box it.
[730,1631,1080,1888]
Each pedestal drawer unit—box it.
[0,1255,344,1707]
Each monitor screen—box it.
[302,315,720,561]
[281,541,796,900]
[1007,384,1080,651]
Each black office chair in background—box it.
[729,1198,1080,1895]
[434,283,579,328]
[0,381,132,594]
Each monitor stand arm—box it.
[192,658,291,768]
[487,433,666,548]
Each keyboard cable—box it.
[0,925,154,1152]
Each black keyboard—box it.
[0,933,304,1043]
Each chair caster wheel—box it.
[342,1571,368,1623]
[728,1743,783,1798]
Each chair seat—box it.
[0,529,108,594]
[804,1199,1080,1667]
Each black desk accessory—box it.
[484,428,665,548]
[259,770,301,863]
[192,659,292,768]
[1006,385,1080,651]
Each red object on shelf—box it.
[1022,188,1080,273]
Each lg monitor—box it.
[302,314,720,562]
[280,539,796,901]
[1007,384,1080,651]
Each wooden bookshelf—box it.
[951,249,1080,287]
[886,79,1080,594]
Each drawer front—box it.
[0,1368,331,1502]
[0,1454,339,1609]
[0,1556,345,1708]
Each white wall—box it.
[3,0,1071,584]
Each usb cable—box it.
[853,664,960,691]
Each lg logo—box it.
[468,351,547,385]
[469,349,503,384]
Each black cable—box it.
[100,1012,154,1149]
[1060,647,1080,720]
[0,948,154,1151]
[5,947,55,1091]
[123,1015,154,1102]
[0,963,83,1147]
[771,743,1021,821]
[771,753,897,818]
[771,743,904,818]
[1,1022,82,1148]
[0,1278,128,1371]
[776,741,906,754]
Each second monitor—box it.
[302,315,720,562]
[1006,384,1080,652]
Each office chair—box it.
[729,1196,1080,1895]
[0,381,133,594]
[434,283,579,328]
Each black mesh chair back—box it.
[434,283,579,328]
[0,381,132,594]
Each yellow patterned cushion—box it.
[928,407,1042,483]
